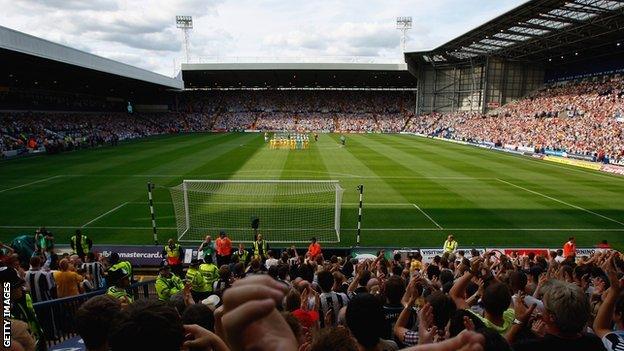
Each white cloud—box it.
[0,0,528,75]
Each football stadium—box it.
[1,0,624,350]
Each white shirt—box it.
[265,258,279,269]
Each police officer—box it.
[443,234,458,254]
[253,234,269,261]
[232,243,250,267]
[155,262,185,302]
[186,259,211,302]
[199,256,220,292]
[162,238,183,277]
[70,229,92,260]
[108,252,133,283]
[106,268,133,305]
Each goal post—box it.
[169,180,344,243]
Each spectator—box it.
[346,293,398,350]
[513,280,604,351]
[593,254,623,350]
[265,250,279,269]
[75,295,123,351]
[597,240,611,249]
[84,252,105,289]
[198,235,216,264]
[24,256,53,303]
[182,303,215,331]
[109,300,185,351]
[317,270,349,327]
[0,266,44,350]
[53,258,83,298]
[215,231,232,267]
[563,237,577,259]
[450,259,515,335]
[307,237,322,261]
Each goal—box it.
[169,180,344,243]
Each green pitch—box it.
[1,133,623,249]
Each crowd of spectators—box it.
[0,112,213,155]
[3,76,623,164]
[185,90,416,133]
[405,76,624,164]
[2,230,624,351]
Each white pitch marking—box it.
[81,202,129,228]
[0,175,64,194]
[58,173,495,180]
[412,204,443,229]
[127,201,416,206]
[496,178,624,227]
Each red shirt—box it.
[308,243,321,260]
[307,243,321,259]
[216,237,232,256]
[292,309,319,329]
[563,241,576,258]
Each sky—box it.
[0,0,528,77]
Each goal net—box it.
[169,180,344,243]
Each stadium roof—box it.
[181,62,417,89]
[0,25,183,98]
[406,0,624,65]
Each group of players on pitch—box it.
[264,132,347,148]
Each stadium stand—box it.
[404,76,624,165]
[1,238,622,351]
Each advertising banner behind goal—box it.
[169,180,343,243]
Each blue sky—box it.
[0,0,527,76]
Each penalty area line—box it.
[81,202,129,228]
[412,204,443,229]
[0,175,64,194]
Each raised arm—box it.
[593,254,621,338]
[450,259,482,311]
[395,287,418,344]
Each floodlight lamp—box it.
[176,15,193,29]
[396,16,412,29]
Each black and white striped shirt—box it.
[24,269,53,302]
[82,262,105,289]
[319,291,349,327]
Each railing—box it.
[33,280,156,348]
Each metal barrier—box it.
[33,280,156,348]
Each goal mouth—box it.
[169,180,343,244]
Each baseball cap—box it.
[201,294,221,311]
[0,267,25,288]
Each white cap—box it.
[201,295,221,310]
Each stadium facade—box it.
[405,0,624,114]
